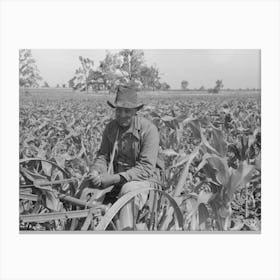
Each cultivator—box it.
[19,158,184,231]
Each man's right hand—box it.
[88,170,101,188]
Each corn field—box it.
[19,91,261,231]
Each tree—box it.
[56,84,60,88]
[208,79,224,93]
[43,81,50,88]
[160,82,171,91]
[181,80,189,90]
[99,49,145,91]
[87,70,105,91]
[99,51,118,91]
[198,86,205,91]
[215,80,224,91]
[69,56,95,92]
[140,65,160,90]
[19,49,42,88]
[68,78,75,89]
[117,49,144,83]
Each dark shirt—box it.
[91,115,160,182]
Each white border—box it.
[1,1,280,280]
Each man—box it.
[89,85,160,230]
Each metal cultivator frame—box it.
[19,158,183,231]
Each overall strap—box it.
[108,128,119,175]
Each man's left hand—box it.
[100,173,121,188]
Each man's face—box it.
[115,107,137,128]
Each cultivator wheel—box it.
[95,187,184,231]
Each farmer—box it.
[89,84,160,230]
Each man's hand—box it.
[100,173,121,188]
[88,170,102,188]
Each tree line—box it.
[180,80,224,93]
[68,50,173,92]
[20,49,256,93]
[19,49,171,92]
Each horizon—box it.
[30,49,261,90]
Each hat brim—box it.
[107,101,144,110]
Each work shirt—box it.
[91,115,160,182]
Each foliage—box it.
[98,49,145,91]
[208,80,224,94]
[68,56,95,92]
[140,65,161,90]
[43,81,50,88]
[67,50,172,93]
[19,49,42,88]
[117,49,145,82]
[181,80,189,90]
[19,92,261,231]
[159,82,171,90]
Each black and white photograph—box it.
[19,49,261,232]
[1,0,280,279]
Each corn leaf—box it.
[211,125,227,157]
[198,204,209,225]
[228,161,255,199]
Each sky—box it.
[31,49,260,89]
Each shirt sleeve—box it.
[90,125,111,174]
[119,123,159,182]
